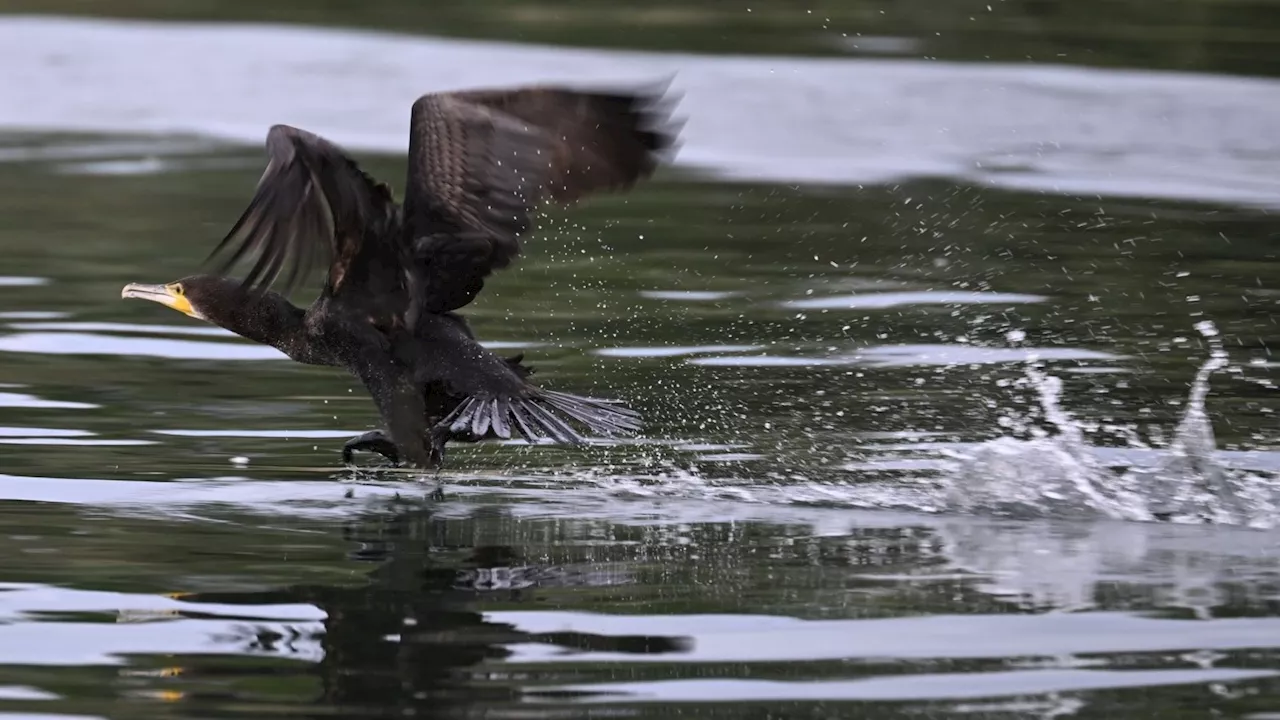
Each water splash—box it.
[943,322,1277,528]
[568,323,1277,529]
[1130,322,1275,525]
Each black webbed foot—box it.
[342,423,469,471]
[342,430,401,465]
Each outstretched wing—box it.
[205,125,398,298]
[402,82,681,314]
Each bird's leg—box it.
[352,348,436,468]
[342,430,401,465]
[428,425,450,468]
[424,425,454,494]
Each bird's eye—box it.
[172,284,185,295]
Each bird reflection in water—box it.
[163,498,692,717]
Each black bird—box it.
[122,82,680,468]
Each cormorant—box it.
[122,82,680,469]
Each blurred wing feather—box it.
[403,83,680,313]
[205,124,397,297]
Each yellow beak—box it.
[121,282,200,319]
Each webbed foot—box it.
[342,430,401,465]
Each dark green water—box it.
[0,8,1278,720]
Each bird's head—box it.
[120,275,249,325]
[121,275,308,354]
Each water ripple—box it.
[0,389,95,410]
[783,290,1048,310]
[492,610,1280,662]
[0,331,286,361]
[532,668,1279,703]
[595,344,764,359]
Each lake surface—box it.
[0,14,1278,720]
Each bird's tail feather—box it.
[438,390,642,445]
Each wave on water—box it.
[2,16,1280,206]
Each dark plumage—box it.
[122,81,681,468]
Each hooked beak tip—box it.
[120,282,201,320]
[121,282,161,300]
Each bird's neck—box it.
[224,292,326,365]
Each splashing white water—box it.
[569,323,1277,529]
[944,322,1277,528]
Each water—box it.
[0,11,1278,720]
[6,16,1280,207]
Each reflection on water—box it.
[685,344,1123,368]
[0,330,290,360]
[0,10,1275,720]
[2,495,1280,718]
[0,388,95,410]
[783,290,1049,310]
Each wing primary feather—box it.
[521,400,586,446]
[508,402,540,442]
[524,405,557,443]
[540,391,642,432]
[402,81,682,315]
[438,398,473,434]
[202,124,392,298]
[470,397,494,438]
[252,219,290,292]
[541,395,639,435]
[539,395,631,434]
[283,193,324,295]
[490,398,512,439]
[449,397,479,435]
[207,160,278,262]
[275,186,314,295]
[209,190,272,273]
[543,390,641,422]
